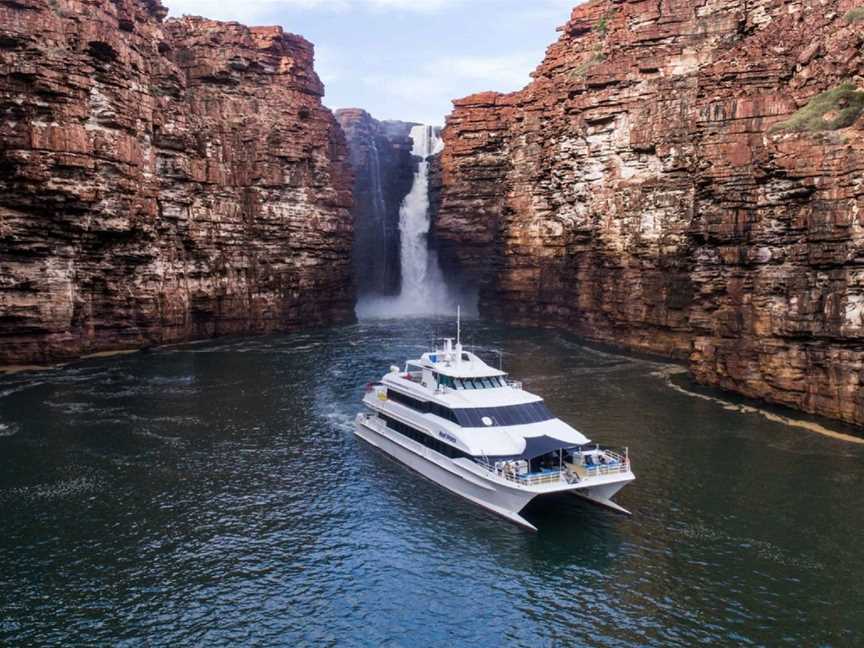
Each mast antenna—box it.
[457,305,461,346]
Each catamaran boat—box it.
[354,324,635,531]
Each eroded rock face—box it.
[438,0,864,426]
[335,109,415,297]
[0,0,353,364]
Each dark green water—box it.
[1,319,862,646]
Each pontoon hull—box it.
[354,414,633,531]
[355,415,539,529]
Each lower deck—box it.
[359,406,632,492]
[355,410,635,527]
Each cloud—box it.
[165,0,463,21]
[351,51,542,124]
[366,0,461,9]
[314,45,343,84]
[162,0,581,124]
[165,0,578,21]
[426,53,543,89]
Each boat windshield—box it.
[439,375,506,389]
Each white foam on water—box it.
[133,428,187,448]
[0,475,101,504]
[0,380,46,400]
[0,422,18,437]
[651,366,864,445]
[675,521,824,571]
[282,343,325,353]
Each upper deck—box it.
[384,339,540,409]
[409,341,506,380]
[367,339,591,456]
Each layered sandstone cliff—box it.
[0,0,353,364]
[335,109,415,297]
[438,0,864,426]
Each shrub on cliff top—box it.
[844,7,864,22]
[771,83,864,132]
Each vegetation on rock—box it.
[571,51,606,79]
[596,9,615,36]
[771,83,864,132]
[844,7,864,22]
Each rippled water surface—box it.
[1,319,863,646]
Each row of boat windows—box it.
[381,414,473,460]
[388,389,460,424]
[457,402,554,428]
[435,374,506,390]
[387,388,554,428]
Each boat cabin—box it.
[401,339,512,393]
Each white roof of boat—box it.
[457,419,590,457]
[372,340,592,456]
[371,381,591,455]
[409,350,505,378]
[437,386,539,408]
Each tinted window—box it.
[449,376,506,390]
[386,389,552,427]
[380,414,470,460]
[388,389,427,412]
[387,389,459,424]
[453,402,553,428]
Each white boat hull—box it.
[355,415,539,529]
[354,414,633,531]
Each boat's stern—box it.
[468,445,635,515]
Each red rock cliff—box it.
[438,0,864,426]
[0,0,353,364]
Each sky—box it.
[164,0,578,125]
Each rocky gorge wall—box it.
[0,0,353,365]
[437,0,864,426]
[335,109,415,297]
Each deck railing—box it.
[573,447,630,478]
[475,461,566,487]
[476,446,631,487]
[580,461,630,478]
[516,470,565,486]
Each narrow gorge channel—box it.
[2,1,864,645]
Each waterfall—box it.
[356,124,460,318]
[397,125,448,310]
[367,139,387,237]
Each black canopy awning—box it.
[484,435,575,463]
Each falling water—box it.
[356,124,461,318]
[367,139,387,237]
[353,133,398,297]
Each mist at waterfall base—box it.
[356,125,474,320]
